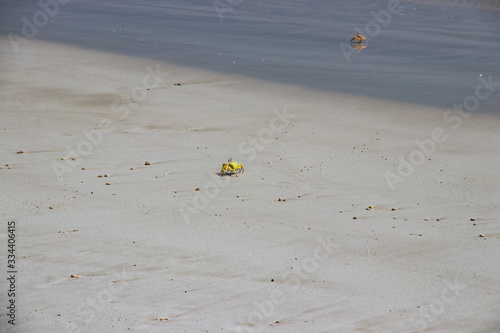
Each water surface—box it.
[1,0,499,113]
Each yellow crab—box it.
[351,33,370,43]
[220,158,244,176]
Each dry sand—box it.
[1,37,500,332]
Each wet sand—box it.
[1,36,500,332]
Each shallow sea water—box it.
[1,0,499,113]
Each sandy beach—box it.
[1,1,500,332]
[1,36,499,332]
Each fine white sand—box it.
[1,37,500,332]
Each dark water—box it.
[1,0,499,114]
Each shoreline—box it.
[2,0,500,114]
